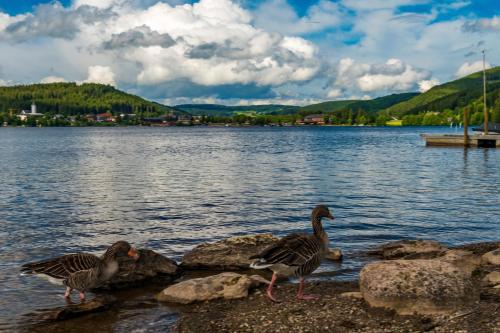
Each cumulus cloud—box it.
[0,0,320,91]
[0,0,498,105]
[329,58,429,95]
[2,2,113,42]
[462,16,500,32]
[418,78,440,92]
[103,25,176,49]
[455,60,491,78]
[40,76,67,83]
[82,65,116,86]
[111,1,320,86]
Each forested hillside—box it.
[0,82,178,116]
[175,104,299,116]
[386,67,500,119]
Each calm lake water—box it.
[0,126,499,332]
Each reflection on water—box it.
[0,126,499,331]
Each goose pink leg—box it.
[266,273,281,303]
[64,287,72,298]
[297,277,319,300]
[79,292,86,301]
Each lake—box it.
[0,126,499,332]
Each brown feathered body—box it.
[21,241,132,292]
[250,206,331,278]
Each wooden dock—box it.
[421,134,500,148]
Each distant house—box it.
[143,114,177,126]
[119,113,136,119]
[96,113,115,122]
[177,114,193,125]
[192,116,203,124]
[303,114,325,125]
[85,114,96,122]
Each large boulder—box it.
[157,272,269,304]
[181,234,278,270]
[100,249,181,289]
[482,249,500,265]
[370,240,447,259]
[360,259,478,315]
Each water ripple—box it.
[0,126,499,330]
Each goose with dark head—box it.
[250,205,334,302]
[21,240,139,301]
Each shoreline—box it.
[19,240,500,333]
[0,124,462,129]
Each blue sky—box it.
[0,0,499,105]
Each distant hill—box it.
[0,82,179,116]
[175,104,300,117]
[386,66,500,116]
[299,92,419,114]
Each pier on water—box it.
[421,133,500,148]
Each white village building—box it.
[18,102,43,121]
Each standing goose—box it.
[21,240,139,301]
[250,205,334,302]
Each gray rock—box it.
[360,259,478,315]
[340,292,363,299]
[438,249,481,275]
[100,249,181,289]
[482,249,500,265]
[157,272,269,304]
[38,295,116,321]
[453,242,500,256]
[181,234,279,270]
[325,248,343,261]
[371,240,447,259]
[483,271,500,286]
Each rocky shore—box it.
[24,236,500,333]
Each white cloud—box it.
[0,0,320,90]
[83,65,116,86]
[72,0,118,9]
[327,88,342,98]
[329,58,429,95]
[455,60,490,78]
[40,76,67,83]
[0,78,8,86]
[0,0,499,105]
[418,78,440,92]
[110,0,320,86]
[463,16,500,32]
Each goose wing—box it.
[250,233,320,266]
[21,253,100,279]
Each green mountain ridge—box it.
[1,66,499,127]
[174,104,299,116]
[0,82,180,116]
[299,93,419,114]
[386,66,500,117]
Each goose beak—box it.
[128,248,140,260]
[327,213,334,220]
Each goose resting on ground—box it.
[250,205,334,302]
[21,240,139,301]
